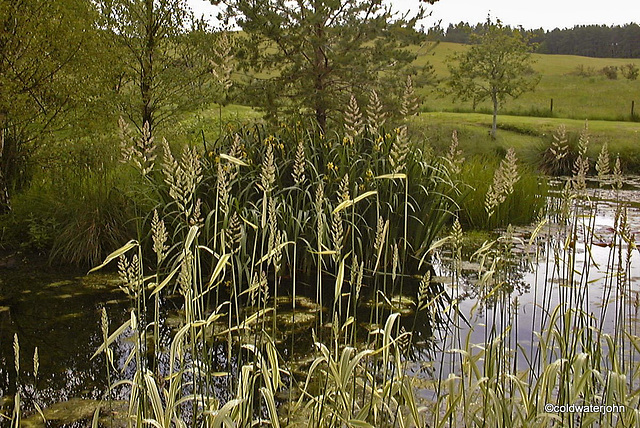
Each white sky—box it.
[187,0,638,31]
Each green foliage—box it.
[536,124,582,175]
[570,64,598,77]
[600,65,619,79]
[222,0,430,129]
[182,119,459,275]
[94,0,217,133]
[0,0,99,212]
[7,169,136,266]
[0,131,139,265]
[446,19,540,138]
[418,42,640,122]
[621,63,639,80]
[455,157,547,230]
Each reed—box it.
[9,108,639,428]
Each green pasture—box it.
[409,111,640,166]
[412,42,640,121]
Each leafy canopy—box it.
[217,0,429,130]
[446,18,540,137]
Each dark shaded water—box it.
[0,266,438,424]
[0,270,130,410]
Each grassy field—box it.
[412,42,640,121]
[411,111,640,149]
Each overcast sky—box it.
[187,0,638,31]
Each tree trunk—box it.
[491,94,498,139]
[141,0,155,132]
[0,125,10,214]
[313,16,327,132]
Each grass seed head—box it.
[366,89,386,134]
[344,94,364,139]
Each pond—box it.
[403,177,640,408]
[2,177,640,425]
[0,270,131,424]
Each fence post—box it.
[550,98,554,113]
[632,100,635,119]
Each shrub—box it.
[570,64,597,77]
[7,167,137,266]
[600,65,618,80]
[621,63,639,80]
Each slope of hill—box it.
[412,42,640,121]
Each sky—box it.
[187,0,638,31]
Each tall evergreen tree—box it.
[217,0,429,130]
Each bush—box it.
[6,167,137,266]
[600,65,618,80]
[621,63,639,80]
[570,64,597,77]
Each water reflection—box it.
[0,266,443,422]
[0,272,130,411]
[428,181,640,379]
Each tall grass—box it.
[428,143,640,427]
[6,112,640,428]
[455,156,547,230]
[58,114,462,427]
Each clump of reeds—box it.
[427,134,640,427]
[485,147,520,218]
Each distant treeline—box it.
[427,22,640,58]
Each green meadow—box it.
[414,42,640,121]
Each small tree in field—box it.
[447,19,539,138]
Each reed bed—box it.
[430,131,640,427]
[4,115,638,428]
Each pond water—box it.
[0,271,130,421]
[2,177,640,424]
[409,178,640,391]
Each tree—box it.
[218,0,430,131]
[447,19,539,138]
[95,0,215,135]
[0,0,97,213]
